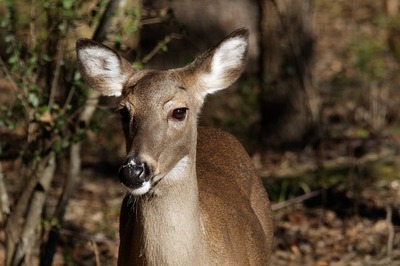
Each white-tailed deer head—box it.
[77,29,248,196]
[77,29,273,265]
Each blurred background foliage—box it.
[0,0,400,265]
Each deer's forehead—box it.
[121,71,189,107]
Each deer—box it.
[76,28,273,266]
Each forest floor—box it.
[34,131,400,266]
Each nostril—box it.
[118,159,149,188]
[132,163,145,178]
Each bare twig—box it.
[62,85,75,111]
[0,162,10,223]
[29,0,37,49]
[386,205,394,256]
[140,17,164,25]
[92,241,101,266]
[48,39,65,108]
[271,190,321,211]
[141,33,181,64]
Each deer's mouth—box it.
[126,180,152,196]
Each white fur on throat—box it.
[129,181,151,196]
[129,156,190,196]
[164,156,190,181]
[199,36,247,98]
[78,46,125,97]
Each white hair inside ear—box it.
[198,35,248,98]
[77,44,128,97]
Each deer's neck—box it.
[139,155,207,266]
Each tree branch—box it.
[0,162,10,223]
[7,152,56,266]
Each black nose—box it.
[118,159,149,188]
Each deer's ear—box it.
[76,39,134,97]
[189,28,249,100]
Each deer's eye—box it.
[171,108,188,121]
[119,107,130,123]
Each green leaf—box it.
[28,92,39,107]
[355,127,369,138]
[39,105,49,114]
[7,54,18,65]
[132,62,143,70]
[43,53,51,62]
[62,0,74,10]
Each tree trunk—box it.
[259,0,319,149]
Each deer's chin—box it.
[128,181,152,196]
